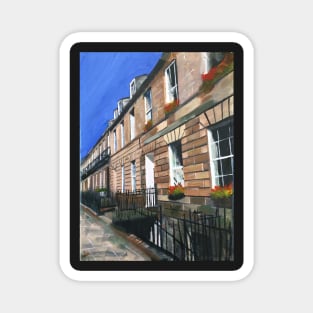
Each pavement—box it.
[80,205,172,261]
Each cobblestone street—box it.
[80,208,151,261]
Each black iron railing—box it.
[81,147,111,180]
[116,188,158,210]
[112,206,233,261]
[81,190,116,215]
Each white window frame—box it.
[113,129,117,152]
[131,160,136,191]
[144,89,152,123]
[165,60,178,103]
[168,141,184,186]
[120,121,125,148]
[130,109,135,140]
[207,120,234,187]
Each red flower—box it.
[211,183,233,199]
[168,183,184,195]
[201,66,217,81]
[164,99,179,114]
[143,120,153,132]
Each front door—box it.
[145,153,155,207]
[145,153,155,188]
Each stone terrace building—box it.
[80,52,234,210]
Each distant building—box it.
[80,52,234,209]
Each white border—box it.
[59,32,254,281]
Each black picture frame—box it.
[69,41,244,272]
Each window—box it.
[114,108,118,119]
[144,89,152,122]
[99,172,102,188]
[113,129,117,152]
[102,169,106,188]
[130,108,135,140]
[201,52,225,74]
[131,160,136,191]
[130,79,136,98]
[168,141,184,185]
[118,100,123,115]
[107,133,110,148]
[121,165,125,192]
[120,121,124,148]
[165,60,178,103]
[208,120,234,187]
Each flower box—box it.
[168,183,184,200]
[199,52,234,94]
[143,120,153,132]
[212,197,232,208]
[168,193,185,200]
[210,184,233,208]
[164,99,179,115]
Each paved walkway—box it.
[80,208,152,261]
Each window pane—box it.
[218,125,230,140]
[173,168,184,185]
[169,64,176,86]
[223,175,233,186]
[171,86,178,100]
[145,90,152,111]
[146,111,152,121]
[171,141,182,167]
[221,158,232,176]
[229,124,233,137]
[212,128,218,141]
[219,138,231,157]
[211,52,225,68]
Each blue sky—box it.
[80,52,162,159]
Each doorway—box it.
[145,153,155,188]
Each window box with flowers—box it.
[95,187,108,197]
[199,52,234,94]
[164,99,179,116]
[210,184,233,208]
[168,183,184,200]
[143,120,153,132]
